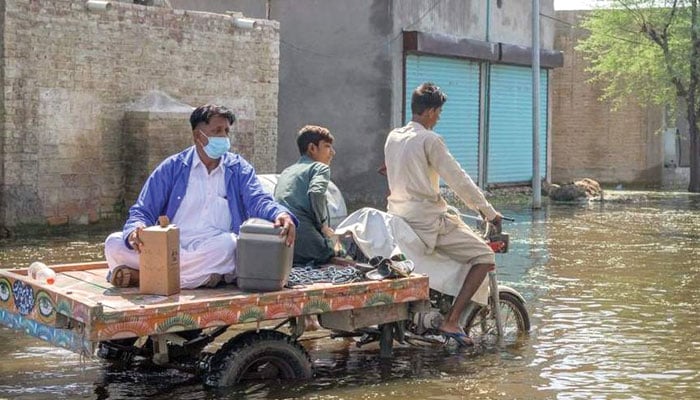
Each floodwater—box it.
[0,190,698,399]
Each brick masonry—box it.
[0,0,279,228]
[551,11,664,186]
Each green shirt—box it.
[274,156,334,265]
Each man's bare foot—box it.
[110,265,140,288]
[438,322,463,335]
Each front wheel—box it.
[464,291,530,346]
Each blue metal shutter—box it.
[487,65,548,183]
[404,55,481,180]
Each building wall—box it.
[390,0,557,127]
[0,0,5,231]
[121,93,194,209]
[169,0,258,15]
[169,1,556,208]
[273,0,394,209]
[490,0,555,46]
[392,0,555,46]
[551,11,663,186]
[0,0,279,227]
[200,0,394,209]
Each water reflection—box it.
[0,191,698,399]
[531,192,700,399]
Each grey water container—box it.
[236,218,293,292]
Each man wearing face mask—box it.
[104,104,297,289]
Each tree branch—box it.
[619,0,650,29]
[662,0,680,40]
[639,1,688,98]
[691,0,700,116]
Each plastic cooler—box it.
[236,218,293,291]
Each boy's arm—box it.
[308,163,331,231]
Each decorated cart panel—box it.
[0,262,429,355]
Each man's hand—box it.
[128,227,145,253]
[321,225,335,238]
[490,213,503,232]
[274,212,296,247]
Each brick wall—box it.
[0,0,279,227]
[122,92,194,209]
[551,11,663,186]
[0,0,6,232]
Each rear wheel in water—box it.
[96,338,137,364]
[204,329,313,387]
[464,291,530,346]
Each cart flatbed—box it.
[0,262,429,356]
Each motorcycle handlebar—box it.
[446,205,515,223]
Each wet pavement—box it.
[0,190,698,399]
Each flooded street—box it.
[0,190,698,399]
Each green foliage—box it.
[576,1,695,112]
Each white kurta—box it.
[382,121,498,300]
[384,121,498,251]
[105,152,237,289]
[335,208,489,305]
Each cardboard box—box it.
[139,218,180,296]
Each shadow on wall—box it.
[123,1,170,7]
[662,167,690,190]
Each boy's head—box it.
[411,83,447,129]
[297,125,335,165]
[411,82,447,115]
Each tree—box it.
[577,0,700,192]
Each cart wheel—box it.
[205,329,313,387]
[96,338,137,364]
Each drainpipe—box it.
[486,0,491,40]
[532,0,542,209]
[478,0,492,189]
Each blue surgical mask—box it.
[200,131,231,159]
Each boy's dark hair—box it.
[189,104,236,130]
[411,82,447,115]
[297,125,334,155]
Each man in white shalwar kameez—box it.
[384,82,502,346]
[104,104,297,289]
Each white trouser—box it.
[104,231,237,289]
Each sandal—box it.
[203,273,222,288]
[366,256,415,280]
[440,329,474,347]
[110,265,140,288]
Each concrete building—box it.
[172,0,561,208]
